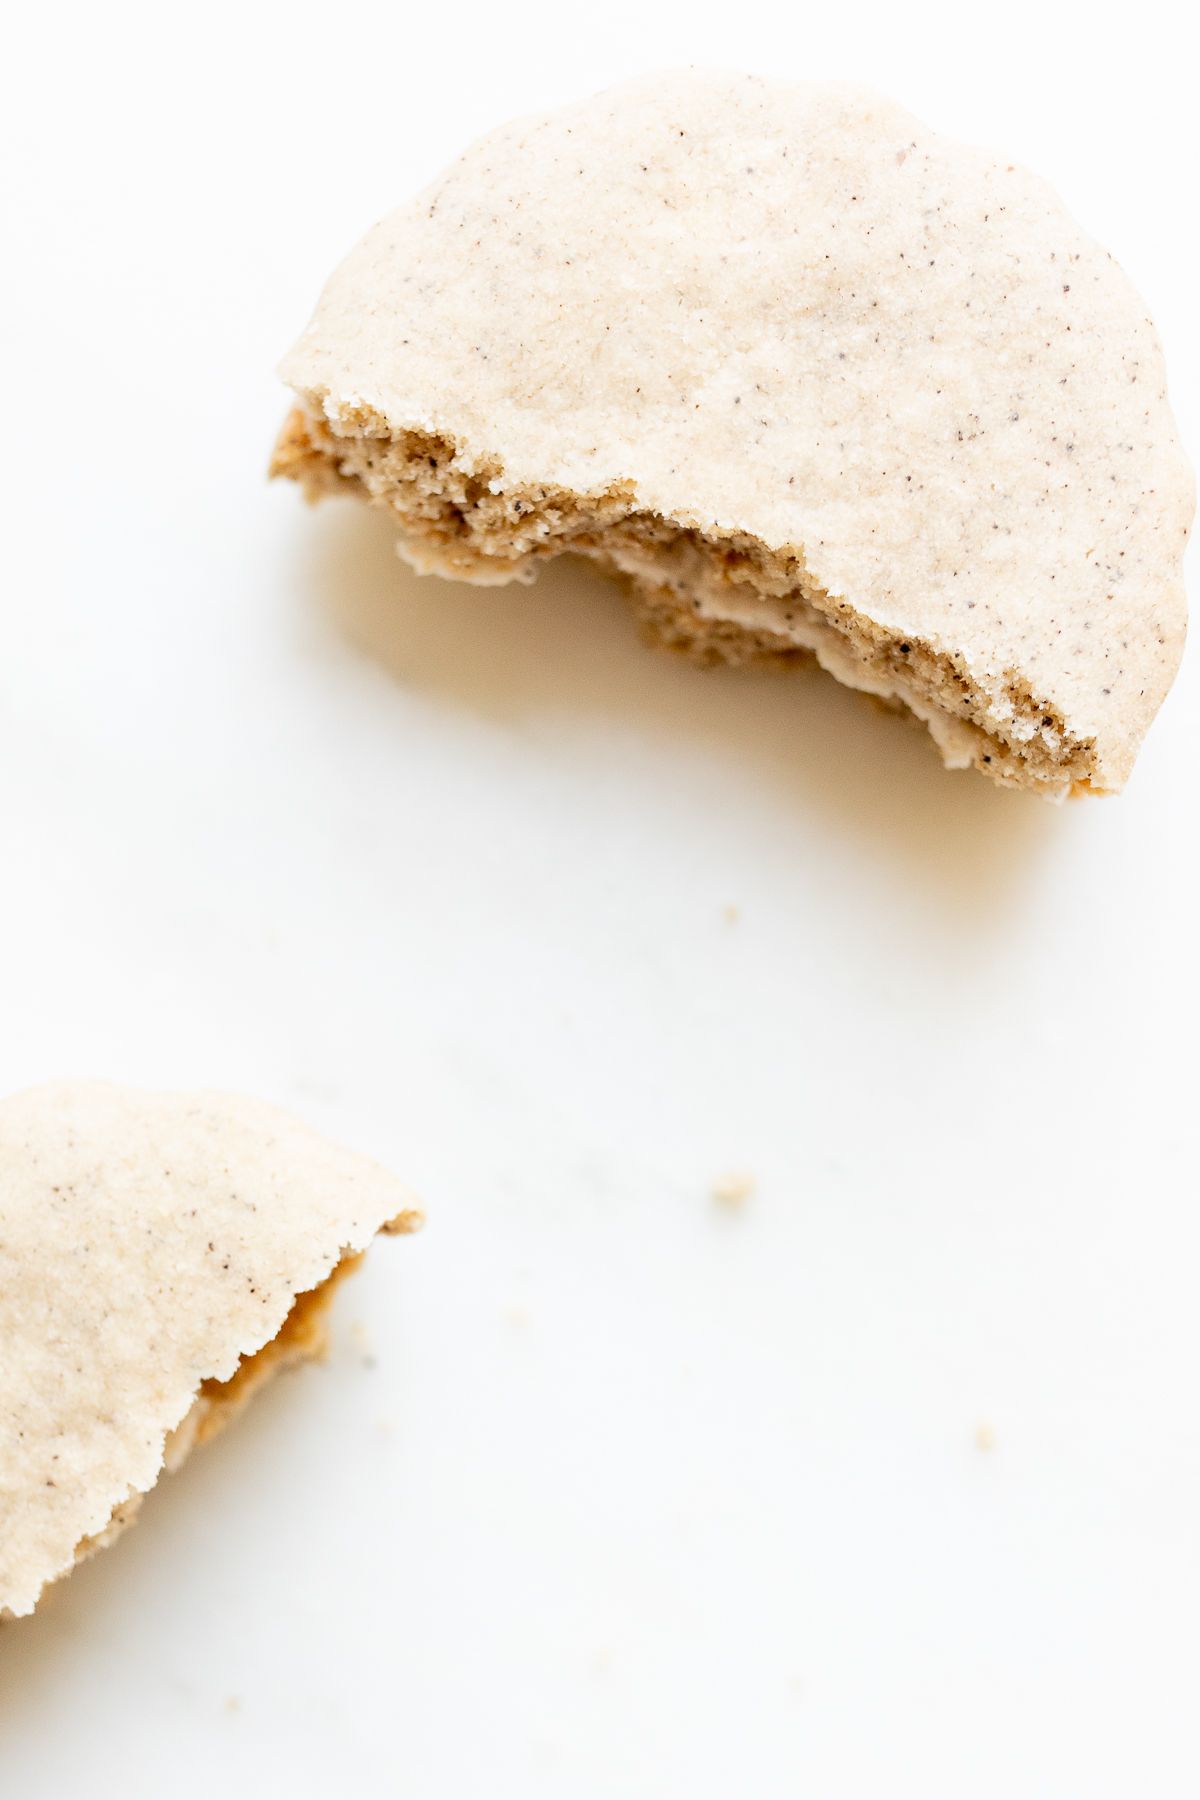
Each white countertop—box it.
[2,6,1197,1794]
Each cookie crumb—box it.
[712,1171,756,1209]
[721,904,740,925]
[974,1421,995,1453]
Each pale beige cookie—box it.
[0,1082,421,1619]
[274,71,1192,797]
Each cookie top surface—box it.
[282,71,1192,787]
[0,1083,411,1617]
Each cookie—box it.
[275,73,1191,795]
[0,1082,420,1618]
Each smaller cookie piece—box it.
[0,1082,421,1619]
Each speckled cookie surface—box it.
[281,71,1191,790]
[0,1083,416,1618]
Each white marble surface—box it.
[1,5,1197,1794]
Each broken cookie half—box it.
[274,71,1192,797]
[0,1082,421,1619]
